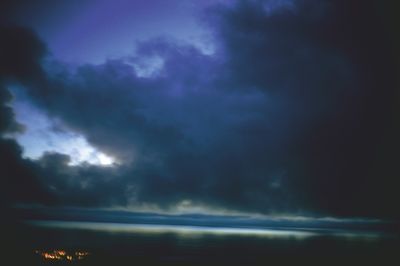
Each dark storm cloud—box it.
[34,152,133,207]
[1,0,399,218]
[0,26,53,210]
[201,0,400,218]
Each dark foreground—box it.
[2,220,399,266]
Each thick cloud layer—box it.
[1,0,399,219]
[0,26,52,212]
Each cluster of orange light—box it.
[35,250,90,261]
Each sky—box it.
[1,0,400,221]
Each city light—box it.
[35,249,90,262]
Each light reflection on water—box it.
[9,220,397,265]
[26,220,383,240]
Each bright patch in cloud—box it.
[10,95,116,167]
[130,55,164,78]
